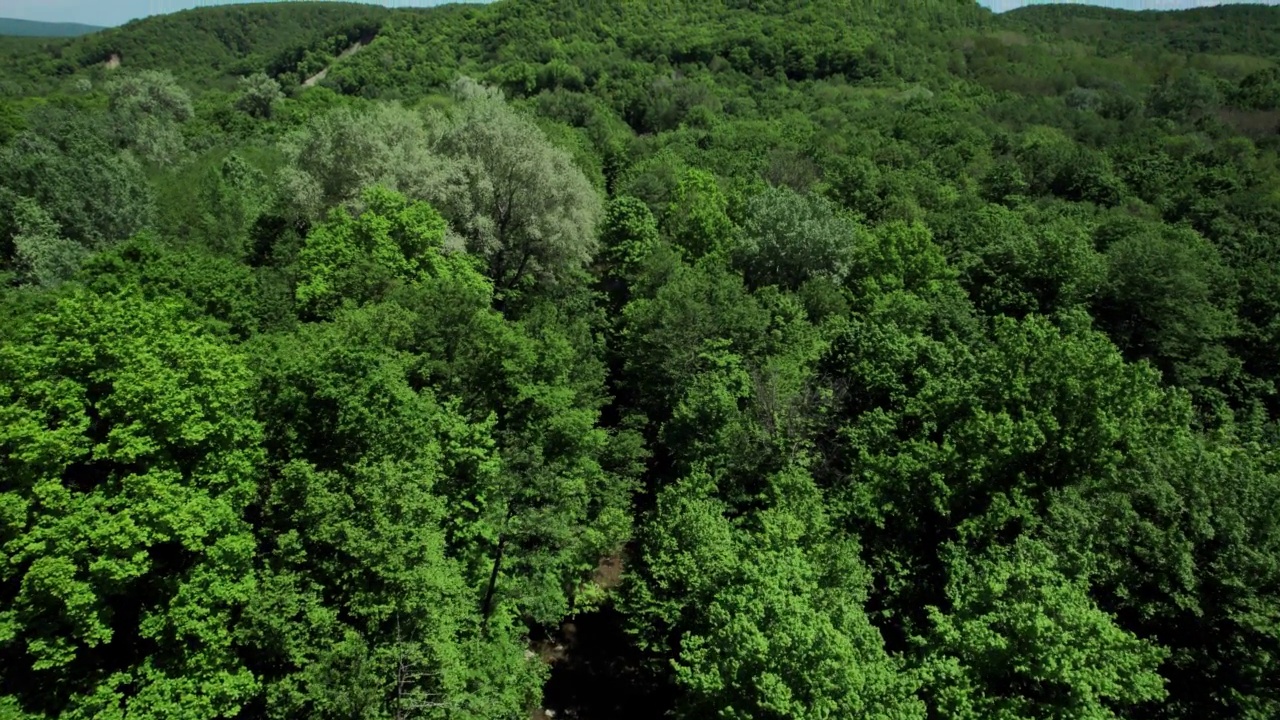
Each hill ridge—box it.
[0,17,103,37]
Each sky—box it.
[0,0,1277,28]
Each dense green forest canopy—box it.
[2,0,1280,719]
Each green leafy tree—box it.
[629,462,923,720]
[235,72,285,119]
[819,310,1171,647]
[0,122,153,249]
[105,70,194,165]
[619,260,778,424]
[0,101,26,145]
[942,203,1106,318]
[601,195,661,277]
[277,103,451,222]
[1092,220,1239,394]
[242,303,544,720]
[7,196,85,287]
[600,195,663,313]
[670,469,925,720]
[0,291,262,719]
[445,296,635,627]
[664,168,736,260]
[918,538,1168,720]
[851,220,959,305]
[823,155,887,222]
[295,186,470,319]
[197,153,271,257]
[1042,420,1280,720]
[79,234,264,340]
[1148,70,1223,121]
[980,159,1030,205]
[735,185,866,290]
[429,78,603,289]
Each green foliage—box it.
[665,168,736,259]
[79,234,264,339]
[104,69,194,165]
[0,291,261,718]
[601,195,661,276]
[1043,429,1280,720]
[0,3,389,93]
[199,153,271,257]
[7,196,85,287]
[235,71,283,119]
[243,304,543,719]
[429,78,603,290]
[3,1,1280,719]
[1148,70,1223,122]
[735,184,865,290]
[295,186,460,319]
[663,470,926,720]
[942,203,1106,317]
[919,538,1168,720]
[0,116,153,250]
[1092,220,1239,394]
[277,102,448,221]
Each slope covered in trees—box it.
[2,0,1280,719]
[0,2,390,94]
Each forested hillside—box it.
[0,19,103,38]
[2,1,1279,719]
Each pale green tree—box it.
[105,70,194,165]
[235,72,284,119]
[0,121,153,249]
[428,77,603,289]
[8,196,85,287]
[736,185,867,290]
[277,103,452,221]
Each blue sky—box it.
[0,0,1276,28]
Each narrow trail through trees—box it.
[303,40,364,87]
[529,553,664,720]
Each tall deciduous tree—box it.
[1093,220,1239,394]
[941,203,1106,318]
[7,196,85,287]
[242,303,543,720]
[235,72,284,119]
[429,77,603,290]
[664,168,736,260]
[918,538,1168,720]
[735,185,865,290]
[631,466,924,720]
[105,70,194,165]
[0,291,262,718]
[277,103,452,222]
[0,118,153,250]
[294,186,463,319]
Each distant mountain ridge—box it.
[0,18,103,37]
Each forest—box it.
[1,0,1279,718]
